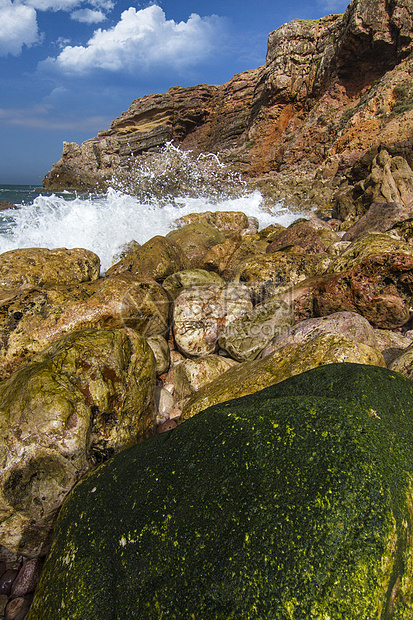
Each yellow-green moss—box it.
[28,364,413,619]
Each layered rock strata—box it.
[44,0,413,207]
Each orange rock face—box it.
[43,0,413,192]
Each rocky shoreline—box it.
[1,0,413,615]
[1,170,413,615]
[42,0,413,214]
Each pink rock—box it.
[157,420,177,433]
[11,558,43,597]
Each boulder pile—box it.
[2,199,413,615]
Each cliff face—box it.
[43,0,413,192]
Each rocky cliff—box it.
[43,0,413,202]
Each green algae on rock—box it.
[182,332,385,421]
[0,247,100,289]
[0,328,156,556]
[0,273,171,381]
[28,364,413,619]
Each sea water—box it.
[0,145,308,274]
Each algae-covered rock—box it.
[0,248,100,289]
[200,233,244,275]
[326,232,413,273]
[106,235,187,281]
[28,364,413,619]
[167,222,225,268]
[182,332,385,420]
[162,269,223,299]
[219,235,270,280]
[233,252,331,296]
[0,328,156,556]
[174,211,249,235]
[0,273,170,380]
[218,298,294,362]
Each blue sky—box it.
[0,0,349,184]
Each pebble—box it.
[0,595,7,615]
[0,548,44,620]
[157,420,177,433]
[155,386,175,420]
[0,572,18,596]
[11,559,43,597]
[5,595,32,620]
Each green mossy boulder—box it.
[28,364,413,619]
[182,332,385,420]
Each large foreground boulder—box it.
[182,332,384,420]
[28,364,413,618]
[0,328,156,557]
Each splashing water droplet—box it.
[0,148,306,273]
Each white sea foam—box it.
[0,146,309,274]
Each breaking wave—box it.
[0,144,306,274]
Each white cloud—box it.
[19,0,114,13]
[71,8,106,23]
[22,0,83,11]
[89,0,114,9]
[56,36,71,48]
[40,5,225,75]
[0,1,40,56]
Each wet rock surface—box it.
[0,328,155,556]
[0,548,42,620]
[105,235,187,280]
[3,193,413,616]
[0,248,100,289]
[0,273,170,381]
[181,332,385,421]
[4,2,413,614]
[27,364,413,618]
[173,284,253,357]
